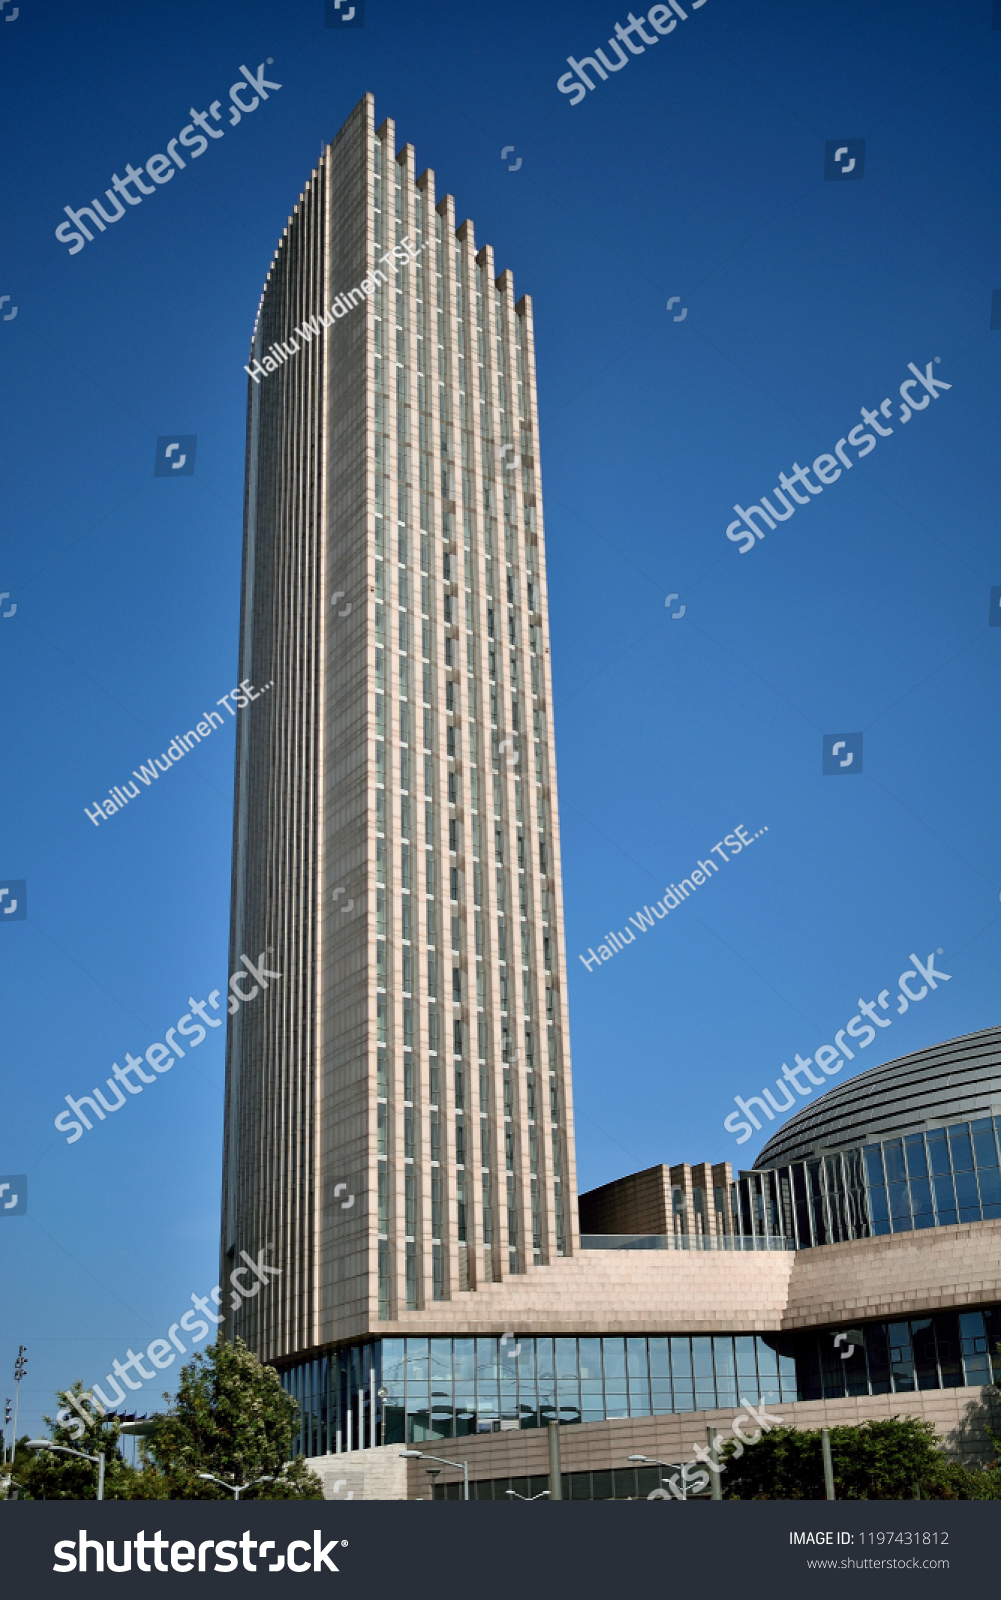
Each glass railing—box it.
[579,1233,795,1252]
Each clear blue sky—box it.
[1,0,998,1441]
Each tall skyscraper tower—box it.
[221,94,578,1449]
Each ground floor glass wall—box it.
[431,1468,665,1500]
[281,1305,1001,1456]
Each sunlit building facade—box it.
[221,91,576,1424]
[222,92,1001,1497]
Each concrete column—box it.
[547,1420,562,1499]
[821,1427,836,1499]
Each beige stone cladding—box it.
[334,1217,1000,1339]
[312,1441,409,1500]
[397,1387,1001,1498]
[348,1218,1001,1496]
[784,1217,1001,1329]
[223,89,579,1366]
[371,1238,793,1338]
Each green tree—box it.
[719,1416,993,1500]
[12,1382,153,1501]
[936,1459,1001,1499]
[143,1338,322,1500]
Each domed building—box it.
[476,1025,1000,1502]
[301,1024,1001,1498]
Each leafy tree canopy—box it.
[143,1338,322,1500]
[719,1416,999,1500]
[7,1344,321,1501]
[10,1381,149,1501]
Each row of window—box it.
[284,1310,1001,1455]
[738,1117,1001,1248]
[369,139,564,1298]
[431,1470,668,1501]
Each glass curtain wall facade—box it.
[735,1115,1001,1249]
[284,1309,1001,1456]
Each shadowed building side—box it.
[221,95,372,1364]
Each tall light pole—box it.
[11,1347,27,1465]
[628,1453,696,1501]
[26,1440,105,1500]
[400,1449,469,1500]
[197,1472,274,1501]
[377,1385,388,1448]
[505,1489,550,1500]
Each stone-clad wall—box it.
[783,1218,1001,1329]
[304,1219,1001,1497]
[377,1240,794,1337]
[312,1442,409,1501]
[397,1385,1001,1498]
[369,1217,1001,1339]
[578,1161,737,1239]
[308,1385,1001,1498]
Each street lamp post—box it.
[26,1441,105,1500]
[505,1489,550,1500]
[10,1347,27,1466]
[628,1453,696,1501]
[377,1385,388,1448]
[197,1472,274,1501]
[400,1448,469,1500]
